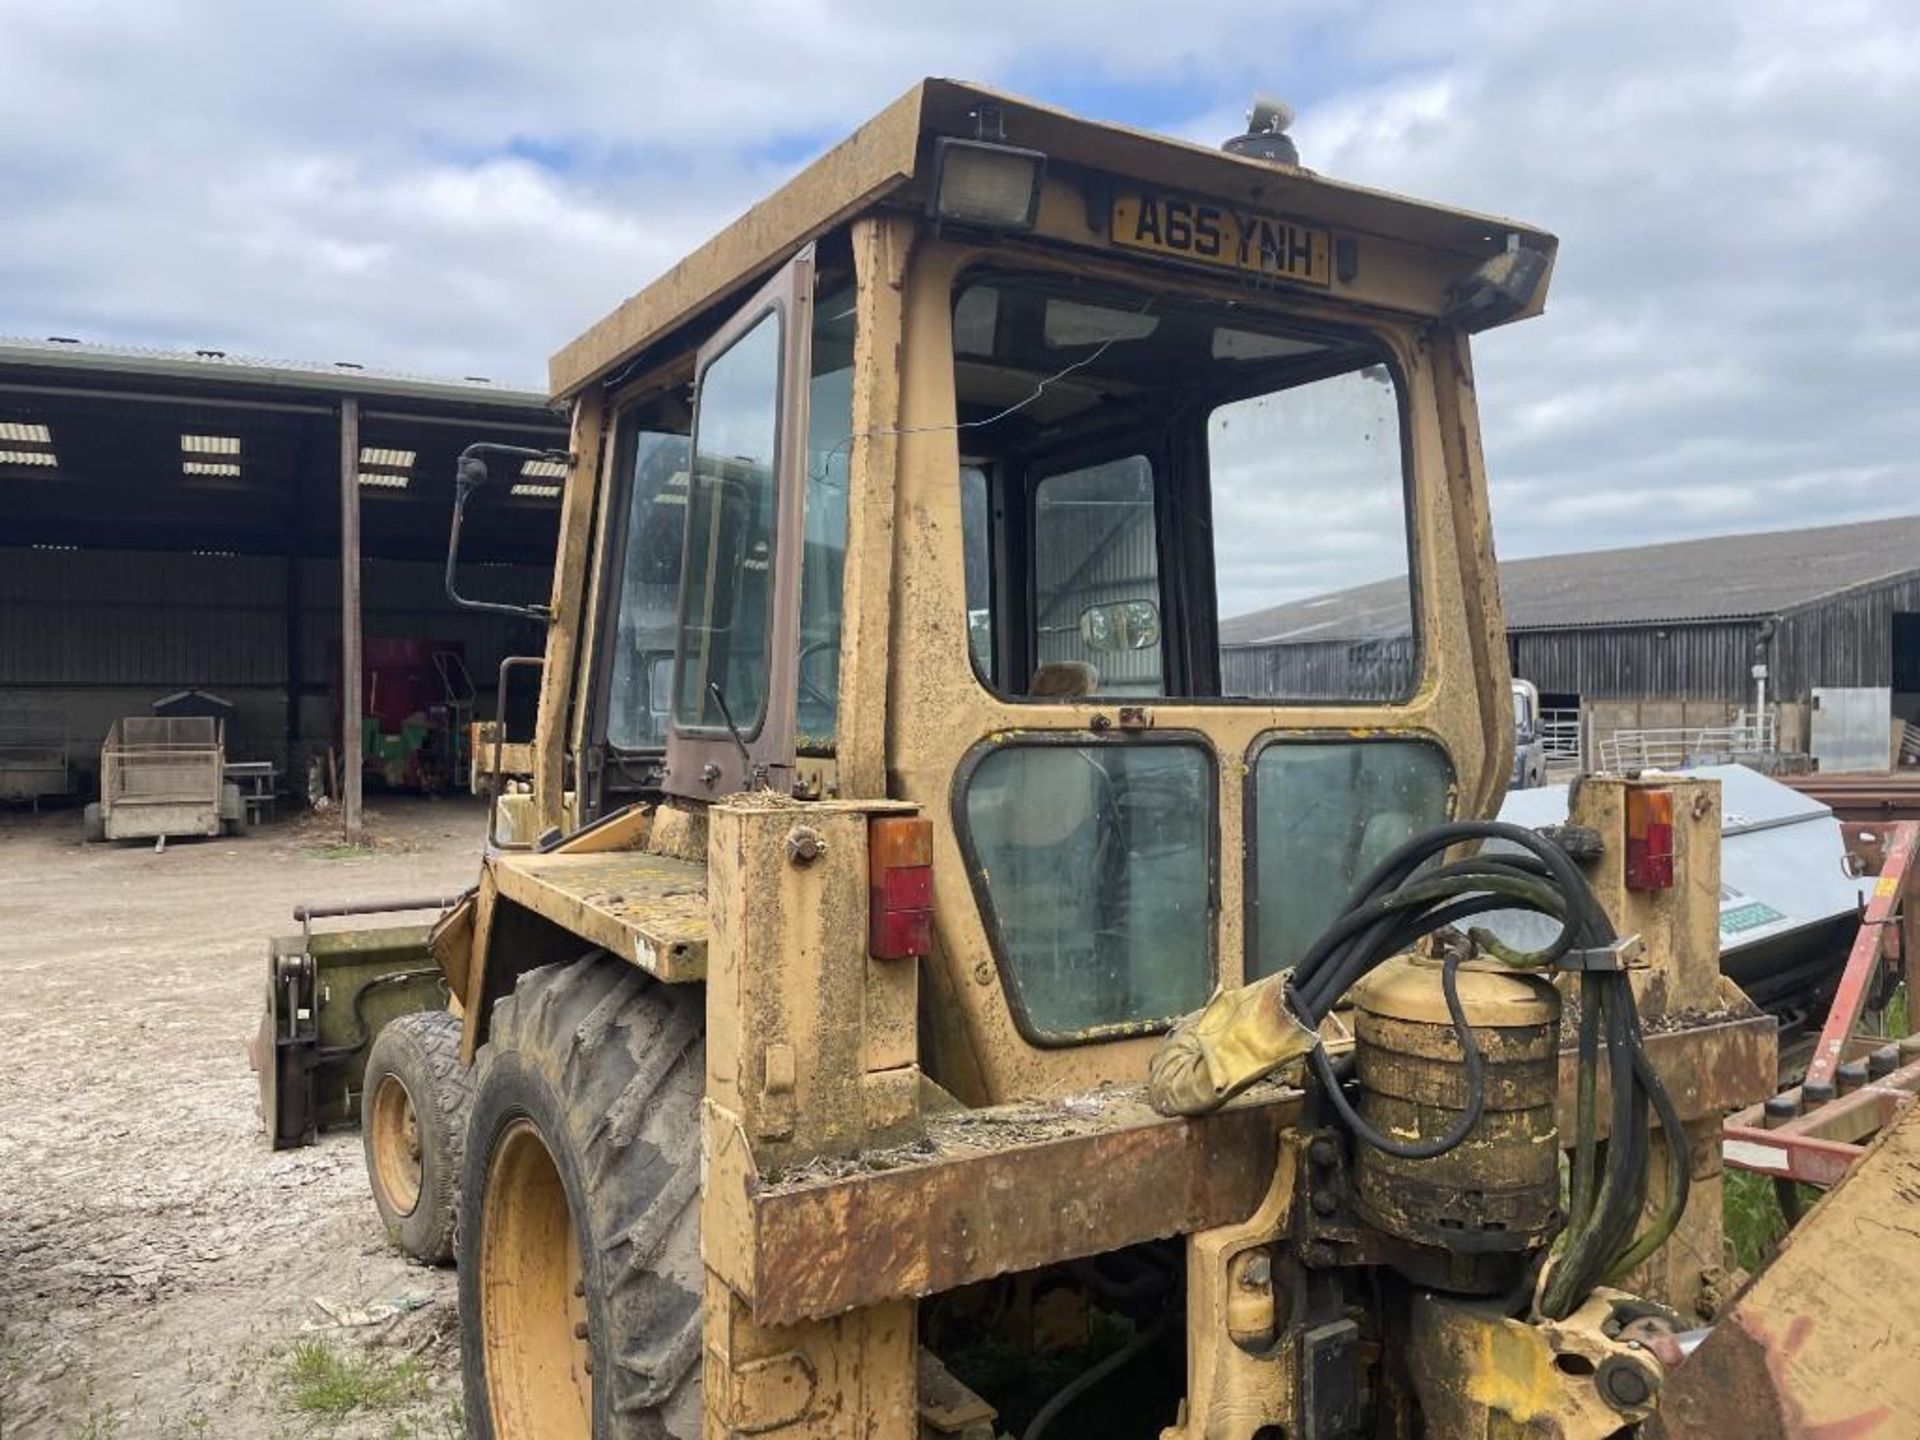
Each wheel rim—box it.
[369,1074,423,1217]
[481,1118,593,1437]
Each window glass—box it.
[961,464,994,677]
[675,311,781,733]
[949,270,1418,704]
[1212,367,1415,701]
[606,428,690,749]
[964,743,1214,1037]
[796,287,855,748]
[1250,741,1453,979]
[1031,456,1163,697]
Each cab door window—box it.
[674,313,782,736]
[665,246,817,799]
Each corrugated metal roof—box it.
[0,335,553,412]
[1221,513,1920,644]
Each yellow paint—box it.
[1463,1318,1558,1423]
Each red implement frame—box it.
[1723,819,1920,1186]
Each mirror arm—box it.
[445,443,567,621]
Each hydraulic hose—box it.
[1267,820,1689,1320]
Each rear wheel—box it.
[362,1009,472,1264]
[459,956,705,1440]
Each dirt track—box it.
[0,799,490,1438]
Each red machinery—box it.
[335,638,475,795]
[1723,820,1920,1185]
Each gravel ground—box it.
[0,797,490,1439]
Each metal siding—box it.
[1771,574,1920,696]
[0,549,283,685]
[1508,622,1759,703]
[0,547,545,693]
[1220,637,1416,701]
[1236,574,1920,710]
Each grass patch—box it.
[1724,1168,1790,1273]
[1725,1168,1828,1272]
[1883,982,1909,1040]
[305,842,375,861]
[380,1400,464,1440]
[276,1339,426,1421]
[65,1381,122,1440]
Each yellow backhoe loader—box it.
[254,79,1920,1439]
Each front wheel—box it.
[362,1009,471,1264]
[459,956,705,1440]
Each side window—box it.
[1211,364,1415,701]
[1031,455,1164,697]
[675,312,782,734]
[960,465,994,678]
[606,426,690,749]
[796,286,855,750]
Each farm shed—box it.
[0,337,567,816]
[1220,513,1920,757]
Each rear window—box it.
[960,740,1215,1040]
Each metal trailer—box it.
[0,699,70,808]
[94,715,236,843]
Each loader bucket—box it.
[250,923,446,1149]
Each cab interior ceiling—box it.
[952,269,1382,454]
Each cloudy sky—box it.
[3,0,1914,566]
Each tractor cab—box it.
[492,79,1556,1101]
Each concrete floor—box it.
[0,796,489,1438]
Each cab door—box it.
[663,247,816,799]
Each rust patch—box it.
[1649,1312,1894,1440]
[740,1085,1293,1326]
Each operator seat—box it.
[1028,660,1099,699]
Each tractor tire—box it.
[459,956,705,1440]
[362,1010,473,1265]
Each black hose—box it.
[1022,1305,1175,1440]
[1268,819,1688,1320]
[315,968,444,1061]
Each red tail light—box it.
[870,817,933,959]
[1625,787,1674,891]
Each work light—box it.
[927,137,1046,232]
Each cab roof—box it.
[550,77,1556,400]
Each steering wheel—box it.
[798,639,838,710]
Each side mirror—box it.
[1078,599,1162,653]
[445,443,566,621]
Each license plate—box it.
[1111,191,1331,287]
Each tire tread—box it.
[464,957,703,1438]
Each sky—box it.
[2,0,1915,568]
